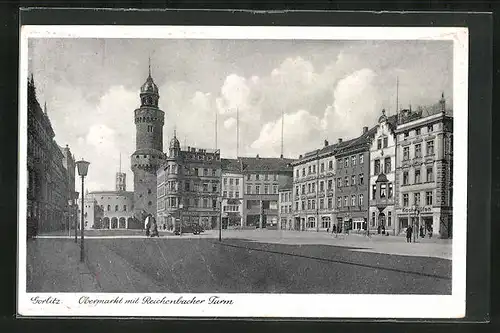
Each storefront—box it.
[397,206,451,238]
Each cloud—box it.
[224,117,236,129]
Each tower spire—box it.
[173,126,177,138]
[148,55,151,77]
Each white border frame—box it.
[18,25,468,318]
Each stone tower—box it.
[131,61,165,220]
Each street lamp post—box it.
[74,192,79,243]
[179,203,183,236]
[76,159,90,263]
[218,197,222,242]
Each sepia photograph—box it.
[18,24,468,318]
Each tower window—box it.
[148,201,152,206]
[148,188,152,194]
[147,125,153,132]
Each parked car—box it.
[174,223,204,235]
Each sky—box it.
[28,38,453,192]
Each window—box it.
[123,205,127,211]
[107,205,110,211]
[203,198,208,208]
[307,200,311,210]
[414,193,421,206]
[426,191,433,205]
[403,171,409,185]
[359,154,364,164]
[235,191,239,198]
[228,191,233,198]
[388,183,393,198]
[337,197,342,208]
[416,128,421,135]
[223,191,227,198]
[264,185,269,194]
[351,175,356,186]
[344,196,348,207]
[308,183,311,193]
[380,183,387,198]
[328,179,333,190]
[148,201,152,206]
[415,144,422,158]
[388,212,392,227]
[229,178,233,185]
[344,158,349,167]
[212,184,217,192]
[358,194,363,206]
[320,181,324,192]
[426,140,435,156]
[256,174,260,180]
[344,176,349,187]
[247,174,251,180]
[256,185,260,194]
[273,185,278,194]
[312,165,316,173]
[351,156,356,166]
[302,168,306,176]
[337,178,341,188]
[427,124,433,133]
[359,174,364,185]
[295,186,299,196]
[296,170,299,178]
[383,137,388,148]
[377,138,382,149]
[212,169,217,177]
[329,160,333,170]
[296,202,299,211]
[247,185,252,194]
[384,157,391,173]
[235,179,239,185]
[308,166,312,174]
[374,159,381,175]
[328,198,333,209]
[203,183,208,192]
[301,201,305,210]
[321,163,325,173]
[403,193,409,207]
[415,169,421,184]
[147,125,153,132]
[372,185,376,199]
[371,212,376,227]
[351,195,356,206]
[404,131,409,138]
[203,168,208,176]
[403,147,410,160]
[148,188,152,194]
[302,185,306,194]
[274,174,278,181]
[114,205,118,212]
[427,167,434,182]
[320,198,324,210]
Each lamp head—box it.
[76,159,90,177]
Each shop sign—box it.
[402,206,433,213]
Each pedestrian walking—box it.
[420,225,425,238]
[145,214,151,237]
[406,225,413,243]
[150,216,159,237]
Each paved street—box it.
[27,230,451,294]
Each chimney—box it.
[256,154,260,159]
[338,138,343,144]
[280,154,283,158]
[299,154,303,159]
[324,139,329,147]
[363,126,368,134]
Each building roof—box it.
[89,190,134,196]
[278,175,293,191]
[221,158,242,172]
[239,156,295,173]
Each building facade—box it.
[221,159,244,228]
[27,75,76,234]
[278,181,293,230]
[291,140,338,232]
[131,67,166,222]
[394,94,453,238]
[369,110,398,235]
[157,138,222,231]
[335,127,374,233]
[241,156,294,228]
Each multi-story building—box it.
[241,156,294,228]
[27,74,75,233]
[278,177,293,230]
[221,158,244,228]
[394,94,453,238]
[60,144,78,232]
[335,126,375,233]
[292,140,338,232]
[369,110,398,235]
[131,65,166,222]
[157,137,222,230]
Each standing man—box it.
[406,225,413,243]
[145,214,151,237]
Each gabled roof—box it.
[221,158,242,172]
[239,156,295,173]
